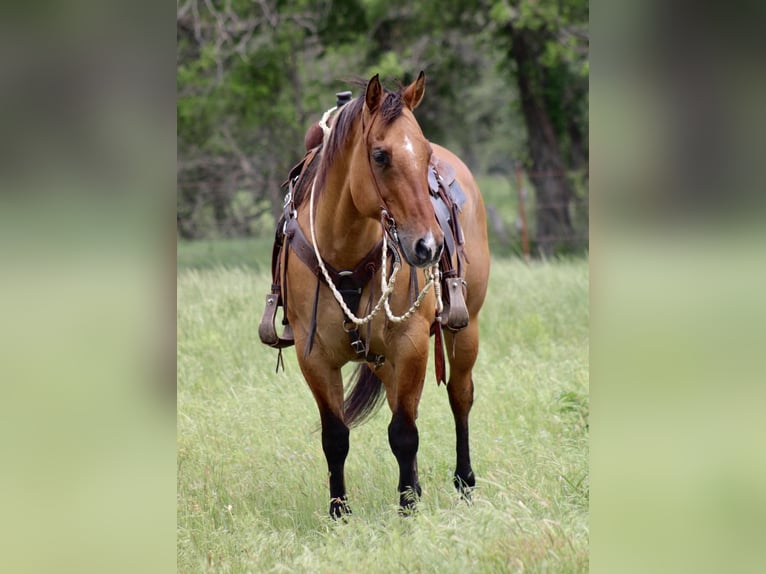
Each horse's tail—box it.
[343,364,386,428]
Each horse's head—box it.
[351,72,444,268]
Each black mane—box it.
[292,80,405,209]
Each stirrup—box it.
[258,293,295,348]
[440,278,469,331]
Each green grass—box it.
[477,174,589,258]
[178,240,589,573]
[176,236,274,272]
[477,175,524,258]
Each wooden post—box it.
[515,163,530,262]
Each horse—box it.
[263,72,489,517]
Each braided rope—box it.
[318,106,337,145]
[383,265,437,323]
[309,176,401,326]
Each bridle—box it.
[361,105,401,249]
[307,102,443,327]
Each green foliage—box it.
[318,0,368,44]
[491,0,589,170]
[367,50,404,81]
[177,0,588,246]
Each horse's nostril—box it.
[415,238,433,262]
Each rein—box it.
[308,105,443,328]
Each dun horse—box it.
[259,72,489,517]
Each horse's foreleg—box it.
[388,408,422,511]
[385,352,428,512]
[320,408,351,518]
[299,360,351,519]
[445,321,479,497]
[448,375,475,495]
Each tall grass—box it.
[178,240,588,573]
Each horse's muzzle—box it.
[402,231,443,268]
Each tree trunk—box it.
[211,185,230,236]
[508,24,576,257]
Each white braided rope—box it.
[309,177,401,326]
[318,106,337,144]
[383,265,437,323]
[307,105,444,327]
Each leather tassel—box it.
[433,321,446,386]
[275,348,285,373]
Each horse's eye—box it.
[372,148,390,167]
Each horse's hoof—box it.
[397,496,418,517]
[398,485,421,515]
[329,497,352,520]
[453,470,475,501]
[397,504,417,517]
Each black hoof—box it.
[453,471,475,501]
[398,485,421,515]
[329,497,352,520]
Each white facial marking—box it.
[424,230,436,252]
[403,134,415,156]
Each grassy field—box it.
[177,239,589,573]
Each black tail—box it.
[343,365,386,428]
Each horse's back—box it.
[432,144,490,312]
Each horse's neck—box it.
[305,171,381,270]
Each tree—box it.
[176,0,368,237]
[492,0,589,255]
[176,0,588,254]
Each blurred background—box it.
[176,0,589,258]
[3,0,766,571]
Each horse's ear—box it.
[403,71,426,110]
[365,74,382,114]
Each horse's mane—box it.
[291,81,405,210]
